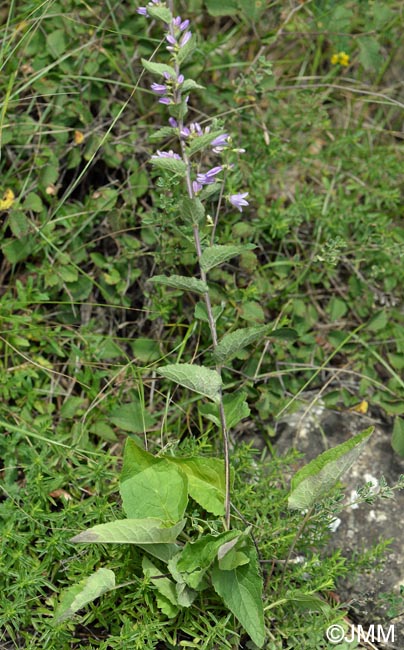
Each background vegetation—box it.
[0,0,403,648]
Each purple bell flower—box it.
[229,192,249,212]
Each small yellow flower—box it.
[74,130,85,145]
[331,51,350,67]
[0,188,15,210]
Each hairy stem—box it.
[168,15,231,527]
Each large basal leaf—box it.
[71,518,185,545]
[54,568,115,623]
[156,363,222,403]
[169,456,229,516]
[171,530,240,589]
[211,538,265,648]
[149,274,208,294]
[120,461,188,522]
[288,427,374,510]
[213,325,270,364]
[121,439,228,517]
[200,244,255,272]
[120,438,159,483]
[142,556,179,618]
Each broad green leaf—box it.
[2,236,34,263]
[358,36,381,71]
[288,427,374,510]
[142,556,179,618]
[46,29,67,58]
[176,582,197,607]
[23,192,43,213]
[149,156,187,176]
[172,531,240,589]
[132,337,161,363]
[141,59,176,78]
[238,0,266,19]
[9,210,30,238]
[218,529,251,570]
[213,325,269,364]
[211,538,265,648]
[121,438,159,482]
[392,417,404,457]
[367,309,388,332]
[110,399,155,433]
[155,594,179,618]
[121,439,228,516]
[146,6,172,22]
[149,274,208,294]
[200,244,255,272]
[120,462,188,522]
[157,363,222,403]
[54,568,115,623]
[188,130,227,156]
[219,549,249,571]
[169,456,229,516]
[71,518,185,545]
[181,196,205,225]
[199,391,250,429]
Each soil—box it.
[273,397,404,650]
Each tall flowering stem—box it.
[140,0,249,528]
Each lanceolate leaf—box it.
[288,427,374,510]
[181,196,205,224]
[213,325,269,364]
[71,518,185,545]
[157,363,222,403]
[146,6,172,22]
[188,131,226,156]
[211,538,265,648]
[120,462,188,522]
[149,156,187,176]
[141,59,176,78]
[182,79,205,93]
[149,274,208,294]
[54,568,115,623]
[200,244,255,272]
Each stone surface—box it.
[274,397,404,649]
